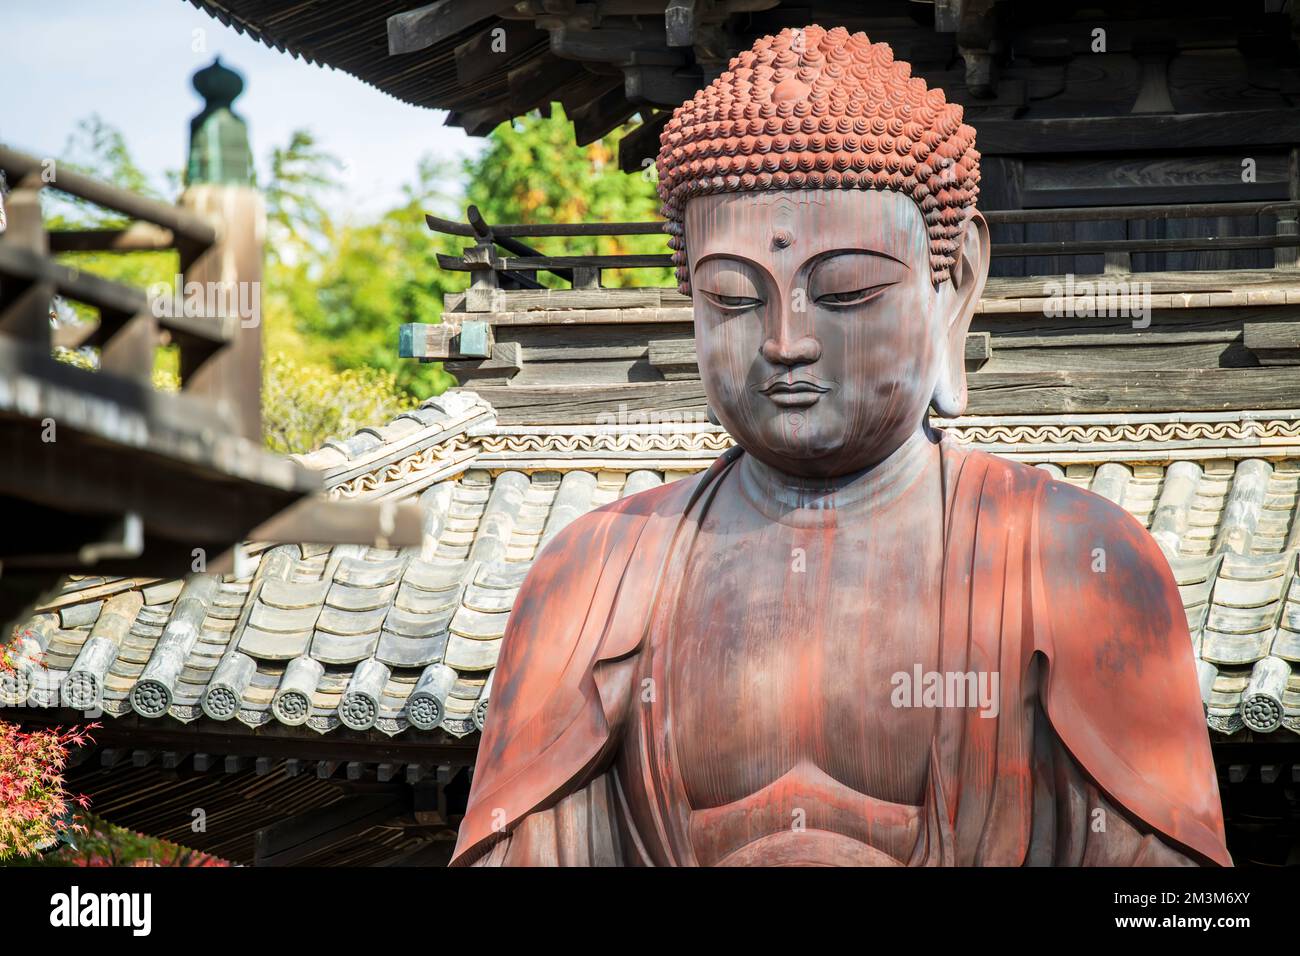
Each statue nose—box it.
[761,333,822,366]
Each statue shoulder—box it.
[1025,470,1230,865]
[1033,470,1183,630]
[955,447,1173,597]
[488,474,698,727]
[523,476,693,593]
[453,474,702,865]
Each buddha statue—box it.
[450,25,1231,867]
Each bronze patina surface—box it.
[451,26,1231,867]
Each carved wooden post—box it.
[177,57,264,442]
[0,173,53,348]
[464,238,500,312]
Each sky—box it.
[1,0,486,217]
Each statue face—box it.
[685,189,983,478]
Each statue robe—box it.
[450,436,1231,867]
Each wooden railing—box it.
[427,199,1300,293]
[0,145,257,440]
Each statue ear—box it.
[930,210,990,418]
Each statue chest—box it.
[655,504,944,813]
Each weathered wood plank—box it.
[484,382,709,425]
[510,323,688,361]
[512,356,658,387]
[444,341,523,382]
[1243,320,1300,365]
[975,110,1300,155]
[467,306,693,326]
[455,20,544,87]
[443,286,686,313]
[386,0,517,55]
[982,342,1255,372]
[965,369,1300,414]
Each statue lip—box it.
[755,373,831,395]
[756,374,831,407]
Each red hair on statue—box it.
[656,24,981,293]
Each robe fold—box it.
[450,437,1231,867]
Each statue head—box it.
[657,25,989,478]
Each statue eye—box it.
[814,284,891,307]
[702,290,764,311]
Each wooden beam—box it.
[439,252,671,271]
[253,793,409,867]
[507,52,587,114]
[624,65,702,106]
[965,368,1300,414]
[0,242,147,316]
[1243,320,1300,365]
[387,0,518,56]
[456,20,546,87]
[444,341,524,383]
[426,213,665,238]
[556,73,625,125]
[994,234,1300,258]
[572,84,639,146]
[665,0,698,48]
[48,223,176,254]
[975,110,1300,155]
[0,242,234,354]
[242,498,424,551]
[935,0,964,33]
[0,146,215,247]
[549,23,671,62]
[459,100,515,137]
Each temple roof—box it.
[8,389,1300,741]
[180,1,1299,166]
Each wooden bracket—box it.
[964,331,992,371]
[399,320,495,360]
[1243,320,1300,366]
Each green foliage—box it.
[466,108,673,288]
[263,129,344,264]
[57,114,165,206]
[278,155,463,399]
[262,352,417,455]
